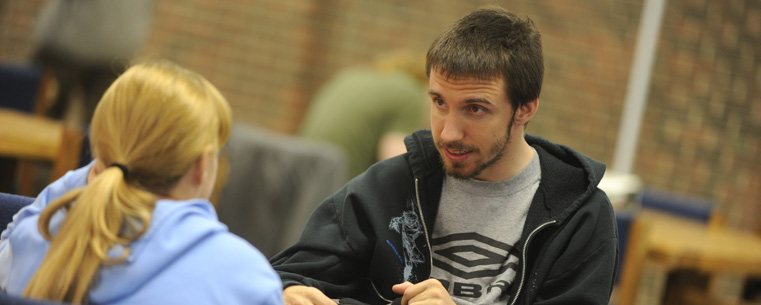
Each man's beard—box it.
[437,114,515,180]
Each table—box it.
[0,109,82,194]
[617,210,761,305]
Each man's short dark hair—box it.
[426,6,544,110]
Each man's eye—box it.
[469,105,483,113]
[434,99,445,106]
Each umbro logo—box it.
[432,232,519,279]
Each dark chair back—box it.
[0,62,46,113]
[0,292,70,305]
[0,193,76,305]
[0,192,34,233]
[217,123,349,257]
[636,188,714,222]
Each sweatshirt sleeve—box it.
[269,191,369,298]
[532,190,619,305]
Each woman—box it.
[0,61,282,304]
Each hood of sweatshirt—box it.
[89,199,225,303]
[404,130,606,224]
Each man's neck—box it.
[476,133,535,182]
[502,136,535,180]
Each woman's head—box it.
[90,61,232,196]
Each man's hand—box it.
[283,285,337,305]
[392,279,456,305]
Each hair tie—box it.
[110,163,130,177]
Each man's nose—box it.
[440,113,464,143]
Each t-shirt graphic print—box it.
[430,150,540,304]
[432,232,522,303]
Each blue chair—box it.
[635,187,713,222]
[0,62,49,195]
[1,193,72,304]
[614,208,636,284]
[0,292,68,305]
[0,61,81,197]
[0,192,34,232]
[614,188,714,285]
[0,62,49,114]
[615,188,732,304]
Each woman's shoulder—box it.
[149,204,282,304]
[148,199,271,267]
[93,199,282,304]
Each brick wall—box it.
[641,0,761,230]
[1,0,758,230]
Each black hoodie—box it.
[271,130,619,305]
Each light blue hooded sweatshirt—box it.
[0,163,283,304]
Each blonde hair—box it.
[23,61,232,303]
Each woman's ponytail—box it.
[24,167,155,303]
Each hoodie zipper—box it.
[508,220,557,305]
[414,178,433,273]
[371,178,432,304]
[370,280,393,303]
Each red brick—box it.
[1,0,758,221]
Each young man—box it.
[271,6,618,305]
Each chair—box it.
[635,188,713,222]
[216,123,349,257]
[0,192,34,233]
[1,193,75,305]
[614,208,636,285]
[0,61,74,196]
[0,109,83,196]
[0,62,52,115]
[617,188,761,305]
[0,292,68,305]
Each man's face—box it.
[428,70,516,181]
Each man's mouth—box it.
[435,140,478,163]
[447,148,469,155]
[443,148,472,162]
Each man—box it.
[271,6,618,305]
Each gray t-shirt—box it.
[430,149,541,305]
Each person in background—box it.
[32,0,155,123]
[299,49,429,179]
[271,5,618,305]
[0,61,283,305]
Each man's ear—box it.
[514,99,539,126]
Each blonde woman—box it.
[0,61,283,304]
